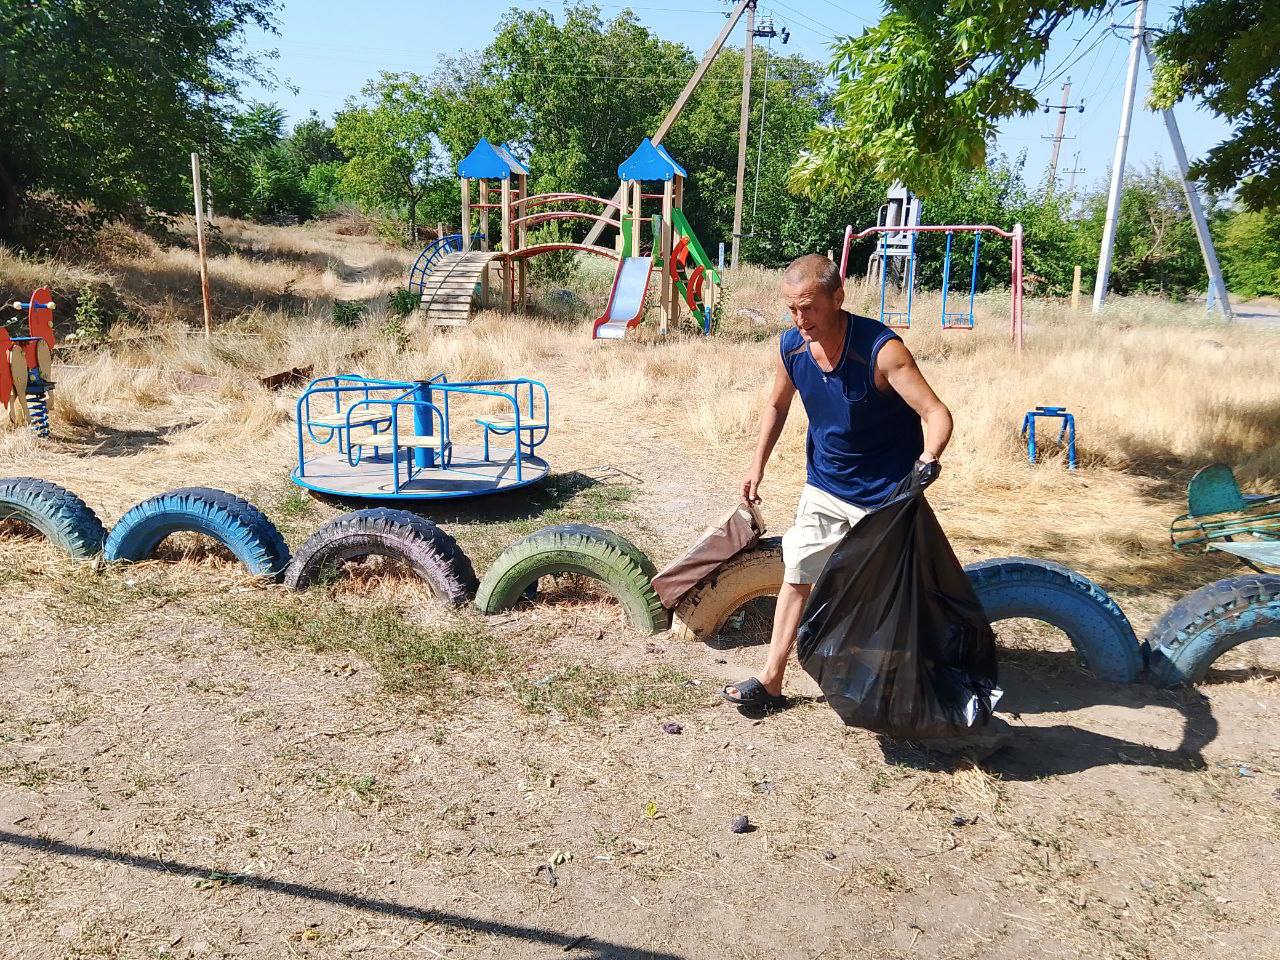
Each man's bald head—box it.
[782,254,842,296]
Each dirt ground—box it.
[2,227,1279,960]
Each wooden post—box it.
[190,152,213,340]
[660,178,674,335]
[437,221,444,240]
[1071,265,1082,311]
[500,177,513,311]
[517,173,528,310]
[478,180,489,252]
[461,178,471,251]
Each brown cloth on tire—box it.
[652,500,766,608]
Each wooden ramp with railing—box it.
[419,251,497,326]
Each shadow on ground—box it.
[0,831,682,960]
[306,469,631,527]
[879,648,1218,780]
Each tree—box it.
[1216,209,1280,299]
[1077,163,1209,296]
[0,0,278,227]
[431,5,691,200]
[334,73,438,240]
[1149,2,1280,211]
[793,1,1280,210]
[287,111,344,169]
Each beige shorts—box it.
[781,484,870,584]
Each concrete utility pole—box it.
[1141,37,1232,319]
[1043,80,1084,195]
[1093,0,1147,313]
[730,1,757,270]
[1063,151,1085,196]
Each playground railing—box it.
[340,397,451,494]
[408,233,486,295]
[295,377,416,456]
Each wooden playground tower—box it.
[418,138,717,336]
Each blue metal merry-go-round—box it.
[292,374,550,500]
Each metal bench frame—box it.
[1171,463,1280,573]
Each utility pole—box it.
[1093,0,1147,313]
[1141,37,1232,319]
[730,0,757,270]
[582,0,755,249]
[1042,80,1084,196]
[1063,152,1085,196]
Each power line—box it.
[810,0,873,25]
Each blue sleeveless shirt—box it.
[781,312,924,508]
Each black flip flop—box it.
[722,677,788,710]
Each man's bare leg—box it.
[727,581,811,699]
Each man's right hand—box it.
[742,466,763,504]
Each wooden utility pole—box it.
[730,1,757,270]
[582,0,756,249]
[190,152,213,340]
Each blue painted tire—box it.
[105,487,290,580]
[0,477,107,559]
[964,557,1144,683]
[1147,574,1280,687]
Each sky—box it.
[242,0,1233,200]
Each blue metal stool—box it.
[1021,406,1077,469]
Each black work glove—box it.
[914,458,942,489]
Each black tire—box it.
[476,524,668,633]
[671,538,783,644]
[104,487,290,580]
[0,477,107,559]
[1147,574,1280,686]
[285,508,478,605]
[964,557,1144,683]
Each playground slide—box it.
[593,256,654,340]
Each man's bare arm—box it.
[878,340,952,462]
[742,353,797,502]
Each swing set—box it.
[839,223,1025,352]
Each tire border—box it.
[1147,574,1280,686]
[285,507,478,605]
[963,556,1144,683]
[475,525,668,634]
[104,486,291,580]
[0,476,107,559]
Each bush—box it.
[71,284,109,342]
[1217,209,1280,299]
[386,288,418,318]
[331,300,366,328]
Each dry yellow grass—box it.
[3,226,1275,604]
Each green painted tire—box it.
[476,524,667,634]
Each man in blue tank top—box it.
[724,254,954,710]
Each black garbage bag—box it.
[796,469,1000,738]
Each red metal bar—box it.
[511,193,621,211]
[510,211,621,231]
[850,224,1017,240]
[504,243,620,262]
[838,224,853,277]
